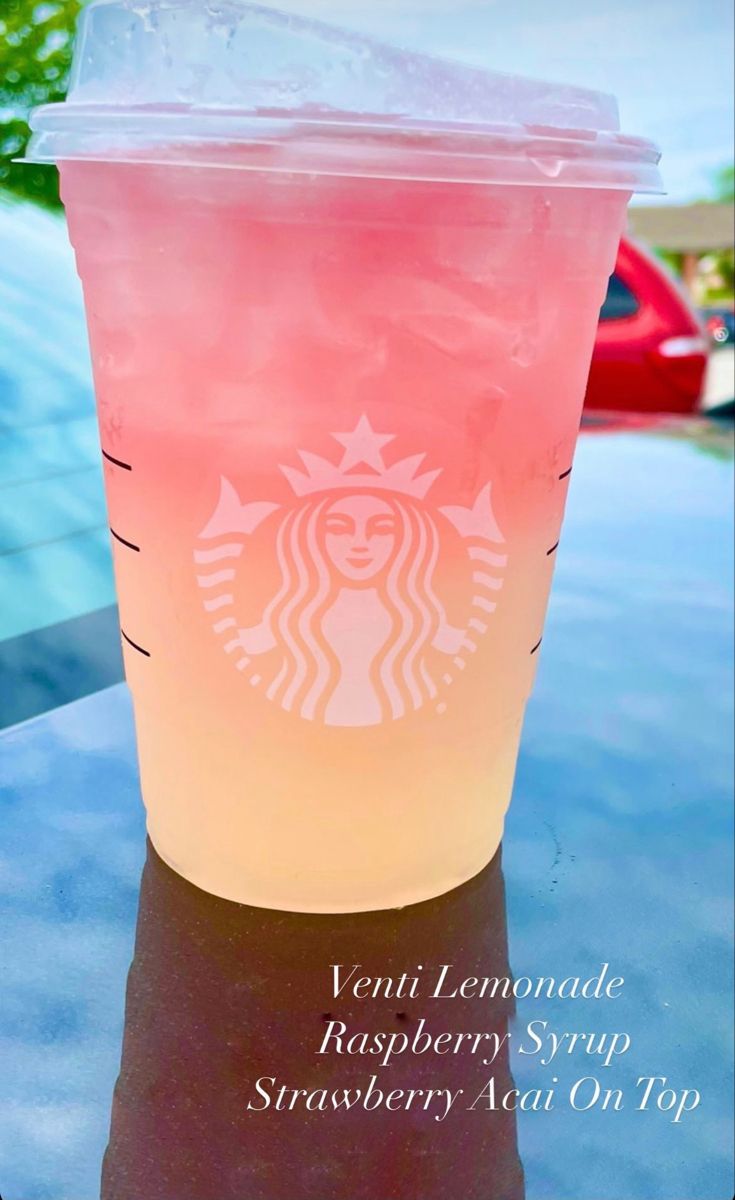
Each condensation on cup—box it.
[28,1,662,912]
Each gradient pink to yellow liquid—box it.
[61,159,628,911]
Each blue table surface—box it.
[1,420,734,1200]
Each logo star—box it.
[333,415,396,474]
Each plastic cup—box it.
[28,1,661,912]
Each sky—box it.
[262,0,735,204]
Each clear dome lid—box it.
[27,0,662,191]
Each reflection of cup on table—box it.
[29,2,661,912]
[102,843,523,1200]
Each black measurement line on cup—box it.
[102,448,133,471]
[102,452,146,658]
[530,637,544,656]
[546,540,560,557]
[110,527,141,553]
[558,467,573,481]
[121,630,151,658]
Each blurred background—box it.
[1,0,733,728]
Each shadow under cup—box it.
[101,842,524,1200]
[60,160,629,912]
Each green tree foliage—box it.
[0,0,81,208]
[711,164,734,205]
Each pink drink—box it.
[30,3,661,911]
[58,163,625,910]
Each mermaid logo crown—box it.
[280,415,442,500]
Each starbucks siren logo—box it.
[195,415,507,726]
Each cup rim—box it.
[26,104,664,193]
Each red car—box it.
[586,237,708,413]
